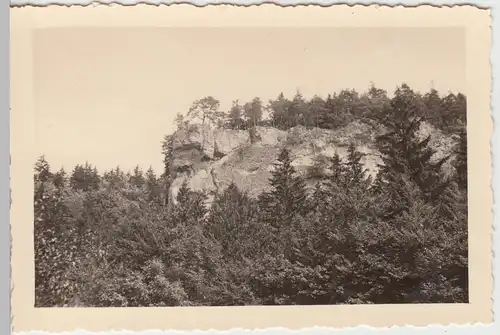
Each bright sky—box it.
[34,27,465,174]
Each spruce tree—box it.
[161,135,173,179]
[174,180,207,225]
[145,166,161,204]
[376,85,450,205]
[345,143,368,187]
[206,183,259,258]
[259,148,307,231]
[288,90,307,127]
[69,165,85,191]
[161,135,174,204]
[423,88,442,125]
[324,152,347,188]
[34,155,52,184]
[70,163,100,192]
[52,168,67,189]
[130,165,145,189]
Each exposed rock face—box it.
[168,121,457,205]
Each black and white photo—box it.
[10,4,493,332]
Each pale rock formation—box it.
[168,121,457,205]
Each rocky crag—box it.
[168,121,457,205]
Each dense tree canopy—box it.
[34,84,468,306]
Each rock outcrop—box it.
[168,121,457,205]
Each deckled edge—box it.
[6,1,494,9]
[7,1,497,334]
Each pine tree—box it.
[322,93,352,129]
[423,88,441,124]
[130,165,145,189]
[70,162,100,192]
[345,143,368,187]
[362,84,390,122]
[161,135,174,180]
[160,135,175,205]
[268,93,291,129]
[306,182,324,212]
[376,85,450,205]
[174,180,207,225]
[259,148,307,231]
[174,113,187,130]
[34,155,52,184]
[52,168,67,189]
[338,89,360,118]
[324,152,347,187]
[243,97,263,128]
[188,96,221,128]
[227,100,245,130]
[288,90,308,128]
[69,165,85,191]
[307,95,327,129]
[306,154,330,181]
[440,93,466,132]
[206,183,259,258]
[145,166,161,204]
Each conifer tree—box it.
[145,166,161,204]
[423,88,442,124]
[440,93,466,132]
[187,96,221,127]
[174,113,187,130]
[307,95,327,128]
[376,85,450,205]
[268,93,290,129]
[34,155,52,184]
[174,180,207,225]
[338,89,360,118]
[227,100,245,130]
[322,93,352,129]
[69,162,100,192]
[69,164,86,191]
[206,183,259,258]
[243,97,263,128]
[52,167,67,189]
[288,90,308,128]
[259,148,307,231]
[324,152,347,188]
[130,165,145,189]
[345,143,368,187]
[161,135,174,181]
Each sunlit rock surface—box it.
[168,121,457,205]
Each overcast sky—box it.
[34,27,465,174]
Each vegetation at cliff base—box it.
[34,84,468,307]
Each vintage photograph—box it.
[11,4,493,332]
[32,26,468,308]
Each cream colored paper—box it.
[10,4,493,332]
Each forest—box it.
[34,83,468,307]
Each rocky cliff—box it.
[168,121,457,205]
